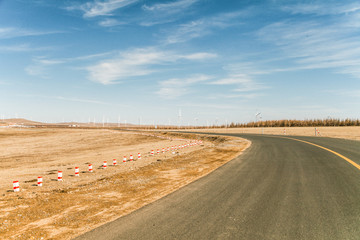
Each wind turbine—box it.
[255,112,261,122]
[178,109,182,128]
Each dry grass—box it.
[0,128,192,193]
[0,128,249,239]
[185,126,360,141]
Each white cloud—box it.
[210,74,252,85]
[206,93,262,100]
[25,57,64,78]
[325,89,360,98]
[0,27,62,39]
[72,51,115,61]
[0,44,52,52]
[164,11,244,44]
[282,2,360,16]
[143,0,197,12]
[257,15,360,78]
[54,96,110,104]
[87,48,217,84]
[179,102,239,109]
[181,52,217,60]
[20,94,111,105]
[67,0,138,18]
[209,73,266,93]
[140,0,198,26]
[98,18,125,27]
[157,74,213,99]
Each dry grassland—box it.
[188,126,360,141]
[0,128,249,239]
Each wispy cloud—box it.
[98,18,125,27]
[157,74,213,99]
[72,51,115,61]
[24,51,120,78]
[20,94,111,105]
[140,0,198,26]
[0,27,62,39]
[143,0,197,12]
[54,96,110,104]
[164,11,245,44]
[86,47,217,84]
[210,74,266,92]
[179,102,239,109]
[210,74,252,85]
[325,89,360,98]
[25,57,65,78]
[66,0,138,18]
[282,2,360,16]
[257,11,360,78]
[206,93,262,100]
[0,44,52,52]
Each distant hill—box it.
[0,118,137,128]
[0,118,43,126]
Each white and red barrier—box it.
[58,171,63,181]
[316,128,321,136]
[37,177,43,186]
[9,135,206,193]
[13,181,19,192]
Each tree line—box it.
[225,118,360,128]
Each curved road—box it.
[76,134,360,240]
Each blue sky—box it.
[1,0,360,125]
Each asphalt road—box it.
[75,134,360,240]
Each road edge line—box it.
[283,137,360,171]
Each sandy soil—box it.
[0,128,249,239]
[186,126,360,141]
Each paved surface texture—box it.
[75,134,360,240]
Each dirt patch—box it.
[0,129,249,240]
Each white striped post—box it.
[75,167,79,176]
[13,181,20,192]
[58,171,63,181]
[37,177,43,186]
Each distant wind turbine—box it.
[178,109,182,128]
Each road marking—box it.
[284,137,360,171]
